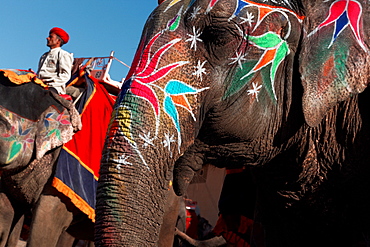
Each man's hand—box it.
[28,68,36,74]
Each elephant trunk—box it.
[95,148,170,246]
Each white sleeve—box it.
[53,51,74,86]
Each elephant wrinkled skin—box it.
[0,72,82,247]
[95,0,370,246]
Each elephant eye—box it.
[200,21,243,65]
[201,25,229,46]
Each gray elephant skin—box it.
[95,0,370,246]
[0,71,85,247]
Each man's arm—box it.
[54,51,74,86]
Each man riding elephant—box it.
[37,27,73,96]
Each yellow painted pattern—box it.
[118,107,134,144]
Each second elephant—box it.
[95,0,370,246]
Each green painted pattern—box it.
[224,32,289,103]
[333,41,350,88]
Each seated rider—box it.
[37,27,73,95]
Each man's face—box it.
[46,33,61,49]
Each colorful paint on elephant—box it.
[226,31,290,101]
[164,0,183,12]
[112,30,208,161]
[0,108,34,163]
[304,0,368,100]
[231,0,304,20]
[308,0,367,52]
[163,0,305,102]
[167,6,183,31]
[0,106,72,163]
[106,0,306,168]
[223,0,304,101]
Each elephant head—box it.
[96,0,370,245]
[95,0,305,245]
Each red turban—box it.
[49,27,70,44]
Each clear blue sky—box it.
[0,0,158,82]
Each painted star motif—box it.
[229,51,247,69]
[240,11,255,26]
[235,24,245,38]
[247,82,262,101]
[114,154,132,170]
[162,133,176,157]
[139,131,156,148]
[186,26,203,51]
[193,60,207,81]
[240,31,289,101]
[188,6,201,20]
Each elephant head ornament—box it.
[95,0,370,245]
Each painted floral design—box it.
[226,31,289,101]
[44,111,72,140]
[164,79,207,149]
[1,121,34,163]
[115,30,210,154]
[308,0,367,51]
[123,32,188,116]
[223,0,304,102]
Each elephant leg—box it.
[57,231,95,247]
[27,194,73,247]
[157,187,181,247]
[72,240,95,247]
[0,192,14,247]
[64,213,94,241]
[6,214,24,247]
[56,231,75,247]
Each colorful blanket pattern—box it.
[52,74,115,221]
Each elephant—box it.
[95,0,370,246]
[0,69,181,247]
[0,69,82,246]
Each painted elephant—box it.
[0,69,83,246]
[95,0,370,246]
[0,69,180,247]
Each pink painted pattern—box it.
[310,0,367,51]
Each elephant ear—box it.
[300,0,370,127]
[35,99,81,160]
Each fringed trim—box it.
[52,177,95,222]
[0,69,48,88]
[62,146,99,180]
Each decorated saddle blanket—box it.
[0,69,47,87]
[52,73,115,222]
[0,69,81,162]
